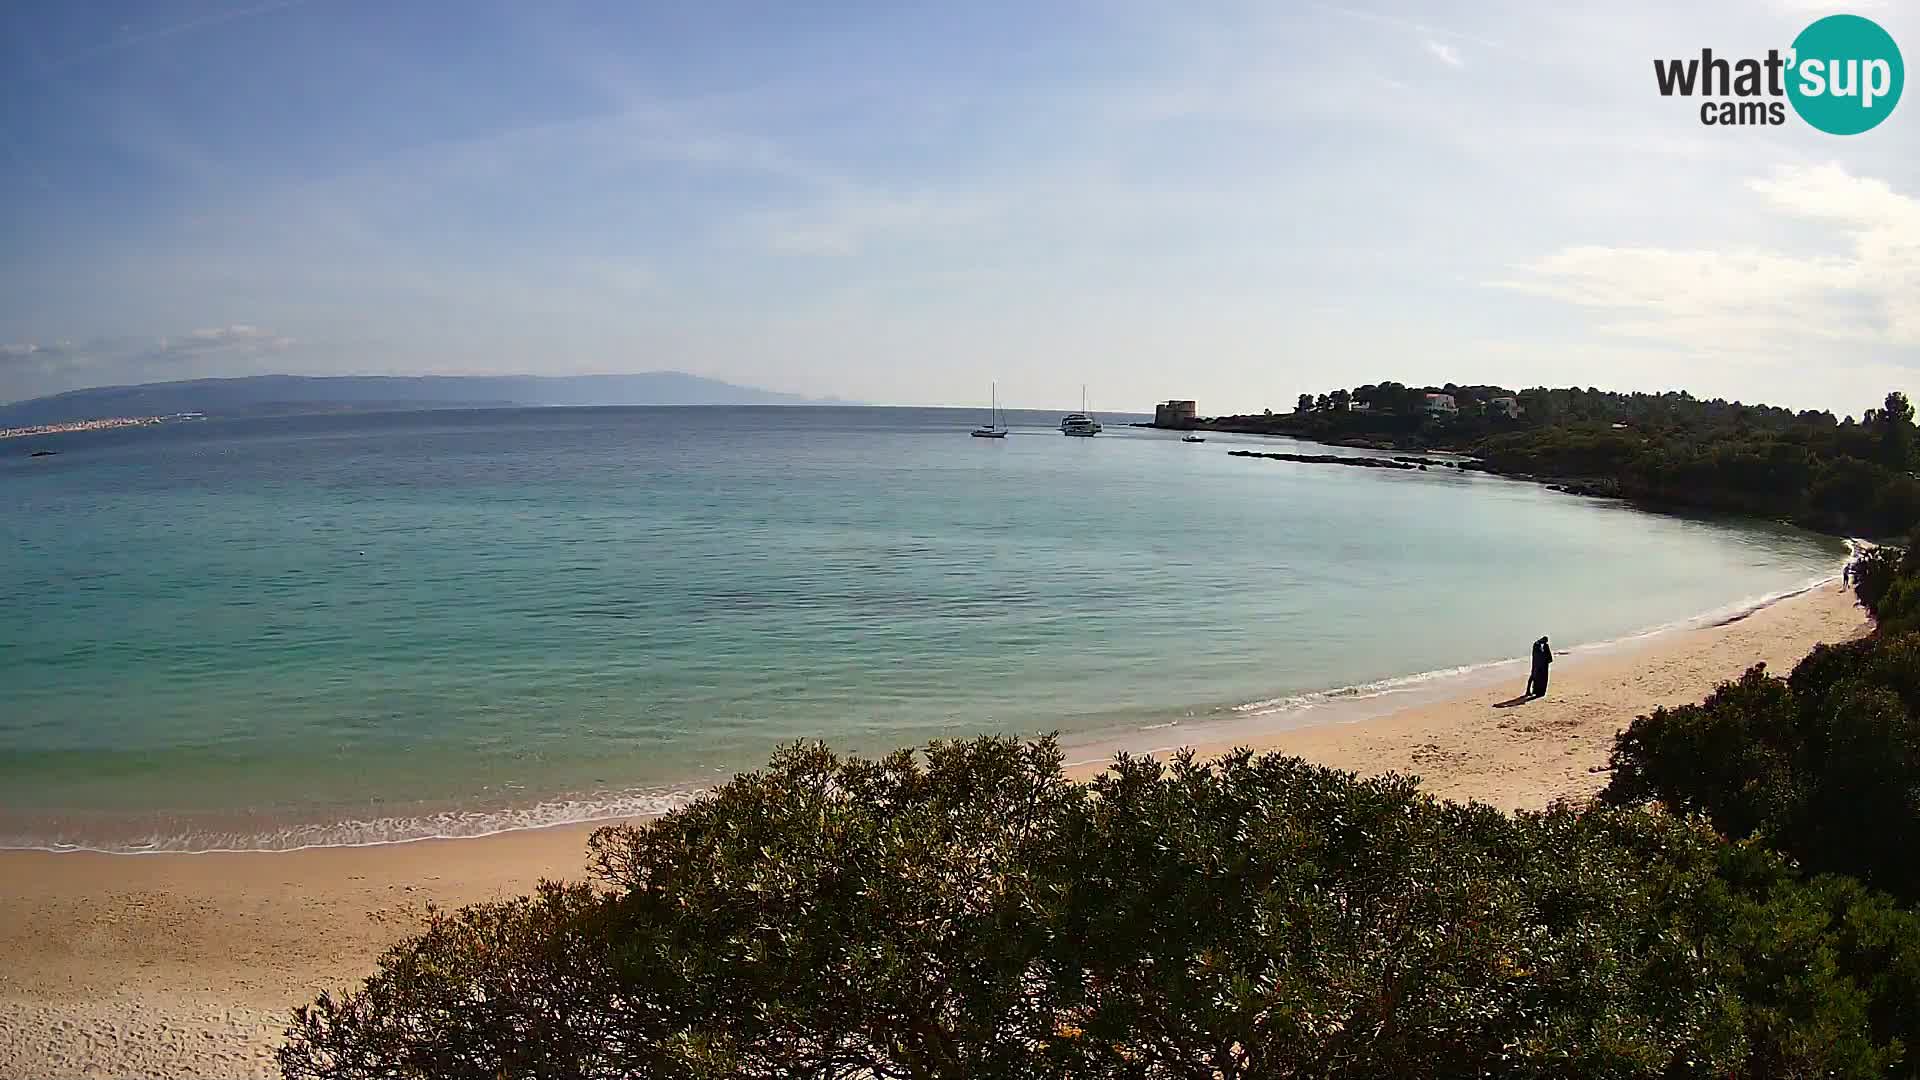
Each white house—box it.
[1423,392,1458,415]
[1488,396,1523,418]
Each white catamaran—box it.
[1060,385,1102,437]
[972,382,1009,438]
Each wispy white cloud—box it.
[29,0,313,76]
[1769,0,1885,11]
[177,324,295,349]
[1423,40,1464,68]
[0,325,302,400]
[1493,164,1920,352]
[1317,4,1505,50]
[748,193,997,257]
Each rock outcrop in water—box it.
[1228,449,1604,489]
[1545,478,1623,499]
[1227,450,1420,470]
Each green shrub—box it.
[283,737,1917,1079]
[1852,545,1905,618]
[1605,634,1920,905]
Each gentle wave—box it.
[1573,563,1847,645]
[0,787,708,856]
[1229,660,1517,718]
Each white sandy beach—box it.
[0,579,1870,1079]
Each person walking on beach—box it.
[1529,636,1553,699]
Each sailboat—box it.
[1060,385,1102,436]
[972,382,1009,438]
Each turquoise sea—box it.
[0,406,1847,852]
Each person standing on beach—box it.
[1531,636,1553,698]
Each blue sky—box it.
[2,0,1916,413]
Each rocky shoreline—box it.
[1182,425,1626,504]
[1224,447,1625,498]
[1227,449,1427,470]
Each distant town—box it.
[1,415,185,440]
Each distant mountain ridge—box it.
[0,373,843,425]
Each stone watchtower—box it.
[1155,400,1197,427]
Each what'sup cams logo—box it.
[1654,14,1903,134]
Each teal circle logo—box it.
[1787,14,1903,135]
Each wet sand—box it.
[0,579,1869,1079]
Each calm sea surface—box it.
[0,406,1847,851]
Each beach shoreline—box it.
[0,579,1871,1078]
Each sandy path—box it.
[0,580,1869,1079]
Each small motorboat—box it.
[1181,434,1206,443]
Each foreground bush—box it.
[1854,538,1920,635]
[1852,544,1906,621]
[1604,631,1920,904]
[282,737,1918,1079]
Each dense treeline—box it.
[1203,384,1920,538]
[285,735,1920,1076]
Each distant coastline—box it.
[0,371,848,428]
